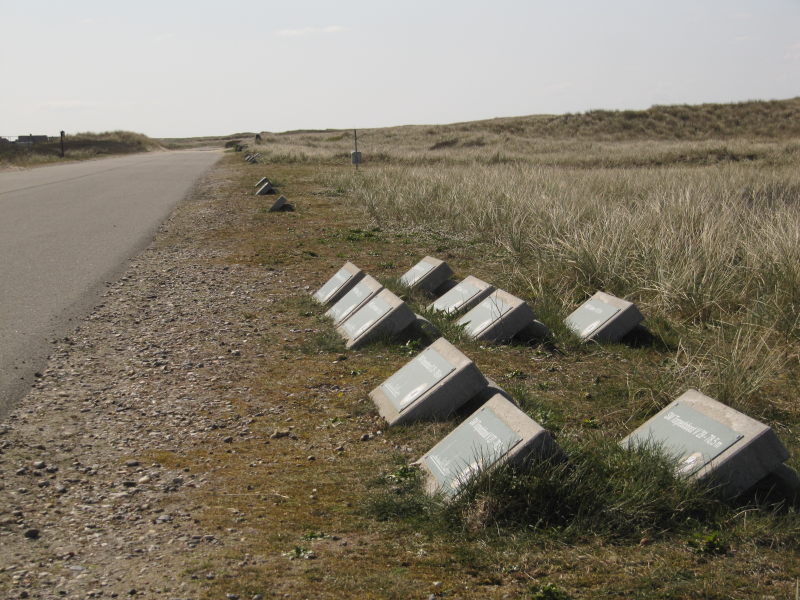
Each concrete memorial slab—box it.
[325,275,383,325]
[456,289,535,342]
[428,276,494,315]
[370,337,488,426]
[565,291,643,342]
[336,289,416,349]
[255,181,273,195]
[268,195,292,212]
[621,388,794,498]
[399,256,454,294]
[416,394,558,496]
[312,262,365,306]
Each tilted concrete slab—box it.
[456,289,535,342]
[325,275,383,325]
[565,291,643,342]
[336,288,416,349]
[399,256,453,294]
[621,388,793,498]
[268,195,290,212]
[370,337,488,426]
[255,181,273,195]
[312,262,365,306]
[428,276,495,316]
[416,394,559,497]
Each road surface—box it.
[0,150,220,417]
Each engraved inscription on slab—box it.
[380,347,456,413]
[458,295,513,336]
[328,282,371,323]
[314,267,353,303]
[625,402,743,475]
[342,297,392,339]
[566,298,621,338]
[432,280,481,314]
[424,406,522,495]
[401,261,435,287]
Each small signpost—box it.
[399,256,454,294]
[336,288,416,349]
[565,291,643,342]
[416,394,559,496]
[428,276,494,315]
[325,275,383,325]
[621,389,796,498]
[351,129,361,169]
[313,262,365,306]
[370,337,488,426]
[456,289,537,342]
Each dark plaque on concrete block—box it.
[370,337,489,426]
[341,296,393,340]
[458,294,513,336]
[381,346,456,413]
[417,394,559,497]
[625,402,742,475]
[456,289,537,342]
[401,261,435,287]
[424,404,522,496]
[268,195,289,212]
[621,389,793,497]
[256,181,273,195]
[313,262,363,305]
[565,298,620,339]
[399,256,454,293]
[336,289,416,349]
[429,276,494,315]
[565,291,643,342]
[326,275,382,325]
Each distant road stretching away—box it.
[0,151,221,417]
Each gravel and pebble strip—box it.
[0,168,287,600]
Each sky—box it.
[1,0,798,138]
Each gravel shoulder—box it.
[0,160,288,599]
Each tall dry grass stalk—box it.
[335,164,800,339]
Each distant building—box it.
[16,134,49,144]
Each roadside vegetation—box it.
[0,130,162,167]
[165,98,799,598]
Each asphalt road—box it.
[0,150,221,417]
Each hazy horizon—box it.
[2,0,798,138]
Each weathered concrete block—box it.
[621,388,793,498]
[313,262,365,306]
[336,289,416,349]
[268,195,291,212]
[370,337,488,426]
[400,256,454,294]
[428,276,495,315]
[325,275,383,325]
[565,291,643,342]
[416,394,559,497]
[255,181,273,195]
[456,289,535,342]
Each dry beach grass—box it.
[1,98,799,599]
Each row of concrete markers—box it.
[253,176,293,212]
[313,257,799,499]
